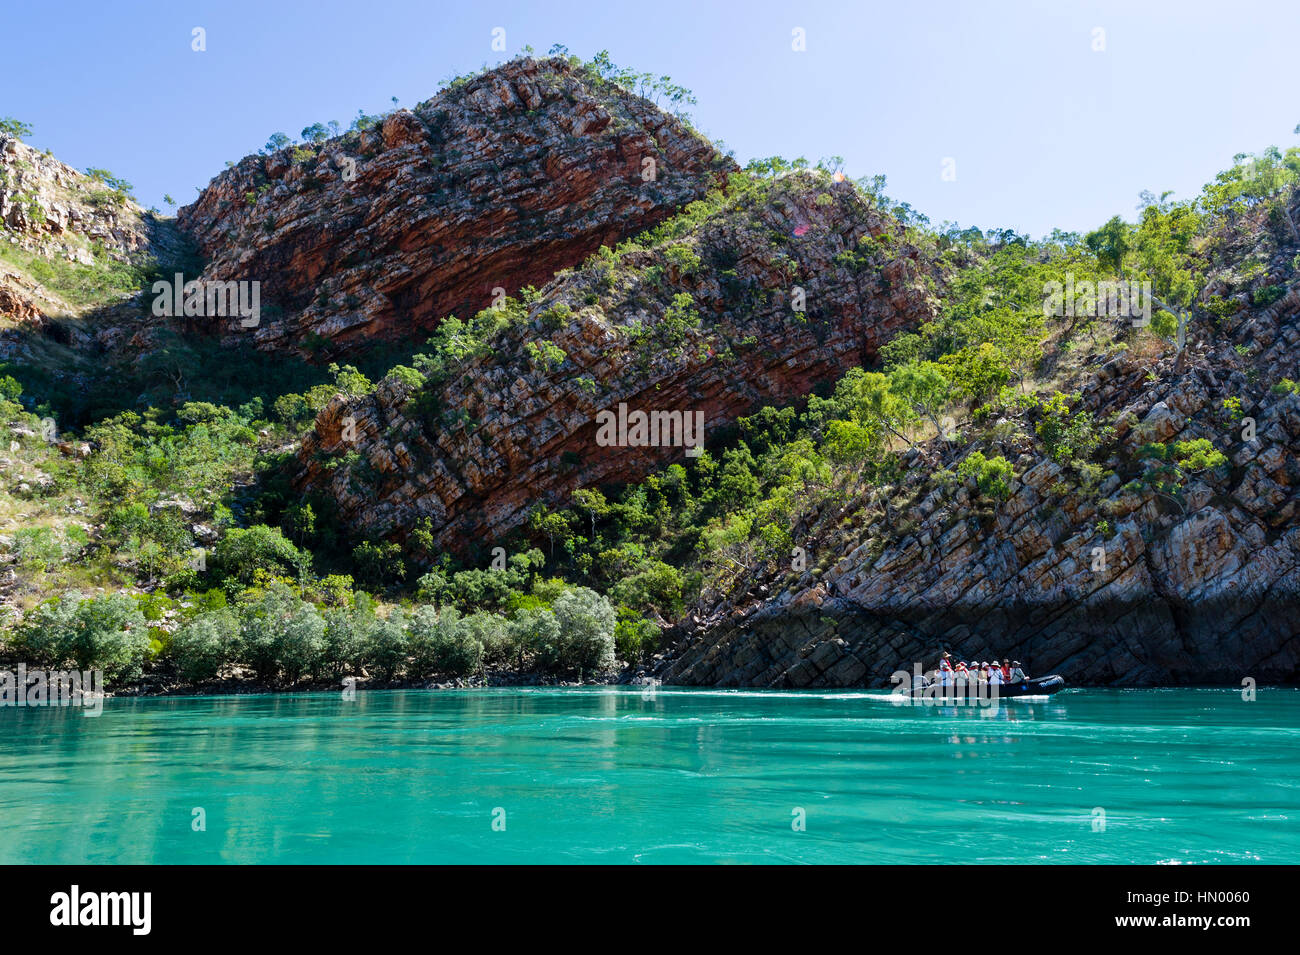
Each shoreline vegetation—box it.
[4,52,1300,692]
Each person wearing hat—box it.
[988,660,1004,686]
[976,662,989,686]
[954,659,970,687]
[937,651,953,688]
[1009,660,1027,682]
[1000,659,1012,682]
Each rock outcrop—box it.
[657,288,1300,687]
[0,272,45,326]
[0,136,162,268]
[0,135,179,326]
[294,173,939,554]
[175,57,731,356]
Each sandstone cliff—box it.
[175,57,730,356]
[294,172,938,555]
[656,260,1300,687]
[5,57,1297,690]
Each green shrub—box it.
[238,583,324,683]
[610,560,686,617]
[363,611,408,681]
[504,607,559,670]
[406,606,482,676]
[663,244,702,275]
[1172,438,1227,472]
[551,587,616,672]
[351,540,406,588]
[213,526,309,589]
[524,340,567,370]
[171,610,240,683]
[957,451,1014,500]
[539,303,573,329]
[614,608,659,662]
[1035,392,1103,463]
[321,600,375,679]
[1252,284,1285,307]
[460,611,509,665]
[386,365,425,390]
[11,526,65,572]
[277,603,326,683]
[14,592,150,684]
[414,569,450,606]
[0,117,33,140]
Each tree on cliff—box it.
[1087,201,1202,374]
[1131,198,1204,374]
[1108,146,1300,374]
[262,132,292,154]
[888,361,953,438]
[0,117,32,141]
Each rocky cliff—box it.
[5,54,1297,690]
[0,137,161,264]
[175,56,730,356]
[293,172,938,555]
[0,135,175,328]
[656,275,1300,687]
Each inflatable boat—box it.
[900,674,1066,700]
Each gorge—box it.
[1,53,1297,693]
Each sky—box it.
[6,0,1299,238]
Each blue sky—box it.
[7,0,1299,237]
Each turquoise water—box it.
[1,687,1296,864]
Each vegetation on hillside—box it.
[3,91,1297,691]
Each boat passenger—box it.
[1009,661,1027,682]
[938,652,953,687]
[989,662,1004,686]
[1001,660,1012,682]
[976,662,989,685]
[954,660,969,684]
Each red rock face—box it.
[0,274,44,325]
[294,174,940,555]
[176,57,731,356]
